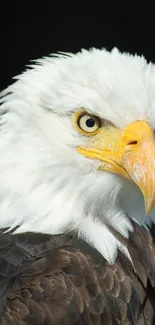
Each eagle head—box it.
[0,47,155,263]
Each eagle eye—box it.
[75,111,101,136]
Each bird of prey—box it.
[0,47,155,325]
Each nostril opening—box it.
[128,140,138,146]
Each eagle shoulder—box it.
[0,222,155,325]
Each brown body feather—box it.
[0,221,155,325]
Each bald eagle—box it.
[0,48,155,325]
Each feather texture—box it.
[0,47,155,324]
[0,221,155,325]
[0,48,155,262]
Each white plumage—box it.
[0,47,155,264]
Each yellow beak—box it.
[77,121,155,215]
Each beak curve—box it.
[78,121,155,215]
[121,121,155,215]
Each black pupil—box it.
[86,118,95,128]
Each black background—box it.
[0,3,154,91]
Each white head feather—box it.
[0,47,155,264]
